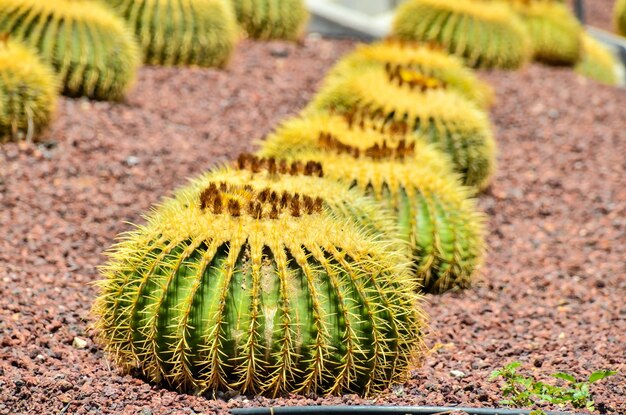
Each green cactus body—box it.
[392,0,531,69]
[0,38,58,143]
[615,0,626,36]
[232,0,309,40]
[327,41,494,109]
[259,121,485,294]
[308,68,497,190]
[574,34,619,86]
[94,157,426,396]
[507,0,582,65]
[108,0,237,67]
[0,0,141,100]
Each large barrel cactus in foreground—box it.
[616,0,626,36]
[259,118,486,294]
[308,68,497,190]
[108,0,237,67]
[233,0,309,40]
[0,0,141,100]
[507,0,582,65]
[327,41,494,109]
[392,0,531,69]
[94,157,426,396]
[0,38,58,143]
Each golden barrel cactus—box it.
[392,0,531,69]
[0,0,141,100]
[93,156,426,396]
[108,0,238,67]
[0,38,58,143]
[233,0,309,41]
[575,34,619,86]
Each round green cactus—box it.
[0,0,141,100]
[93,156,426,396]
[108,0,237,67]
[575,34,619,86]
[232,0,309,40]
[259,116,486,294]
[508,0,582,65]
[392,0,531,69]
[615,0,626,36]
[0,38,58,143]
[308,68,497,190]
[327,41,494,109]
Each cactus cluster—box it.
[616,0,626,37]
[93,157,426,396]
[0,37,58,143]
[94,33,494,398]
[108,0,237,67]
[327,41,494,109]
[260,116,485,294]
[506,0,582,65]
[392,0,531,69]
[308,68,497,190]
[0,0,141,100]
[232,0,309,41]
[574,34,619,86]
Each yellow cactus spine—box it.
[93,156,426,396]
[108,0,238,67]
[392,0,531,69]
[308,68,497,190]
[0,0,141,100]
[327,41,494,109]
[259,118,486,294]
[0,37,58,143]
[233,0,309,41]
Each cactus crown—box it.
[385,64,447,92]
[327,41,493,108]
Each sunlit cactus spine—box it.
[108,0,237,67]
[507,0,582,65]
[308,68,497,190]
[0,37,58,143]
[93,156,426,396]
[232,0,309,41]
[615,0,626,36]
[0,0,141,100]
[259,117,486,294]
[574,34,619,86]
[392,0,531,69]
[327,41,494,109]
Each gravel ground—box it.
[0,38,625,415]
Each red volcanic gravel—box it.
[0,38,625,415]
[567,0,619,32]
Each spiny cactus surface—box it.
[0,38,58,143]
[109,0,237,67]
[574,34,619,86]
[0,0,141,100]
[616,0,626,36]
[308,69,497,190]
[507,0,582,65]
[392,0,531,69]
[259,124,485,294]
[94,157,426,396]
[233,0,309,40]
[327,41,494,109]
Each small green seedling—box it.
[490,362,617,414]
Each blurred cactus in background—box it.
[575,34,619,86]
[232,0,309,40]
